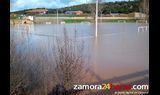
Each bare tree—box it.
[47,28,91,95]
[88,0,105,22]
[10,26,91,95]
[88,3,96,22]
[10,32,51,95]
[139,0,149,21]
[10,32,28,95]
[54,31,85,87]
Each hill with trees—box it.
[11,1,140,15]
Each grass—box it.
[64,19,91,23]
[10,16,19,20]
[35,14,90,17]
[63,19,136,23]
[102,19,136,23]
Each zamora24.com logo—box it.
[73,83,149,91]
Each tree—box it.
[87,0,105,22]
[139,0,149,21]
[47,29,90,95]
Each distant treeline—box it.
[11,1,140,14]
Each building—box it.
[24,16,34,21]
[10,13,17,17]
[129,12,147,19]
[65,11,83,15]
[25,9,48,15]
[110,13,120,17]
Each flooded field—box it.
[10,22,149,84]
[10,23,149,94]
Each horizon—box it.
[10,0,133,12]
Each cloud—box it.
[10,0,129,12]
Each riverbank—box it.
[10,16,147,24]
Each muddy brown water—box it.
[10,23,149,83]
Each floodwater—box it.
[10,23,149,83]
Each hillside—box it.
[57,1,140,14]
[11,1,140,15]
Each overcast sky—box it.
[10,0,131,12]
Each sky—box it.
[10,0,131,12]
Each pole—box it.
[57,9,58,24]
[95,0,98,37]
[56,9,59,35]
